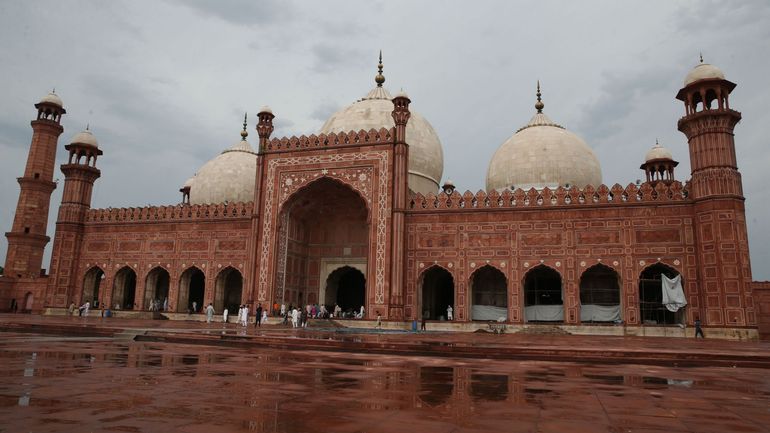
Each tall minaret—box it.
[676,56,754,327]
[46,129,102,307]
[4,92,66,278]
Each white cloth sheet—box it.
[471,305,508,321]
[580,304,621,322]
[524,305,564,321]
[661,274,687,312]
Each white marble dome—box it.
[319,67,443,195]
[69,129,99,148]
[39,92,63,108]
[684,61,725,86]
[486,92,602,192]
[189,138,257,205]
[645,141,673,162]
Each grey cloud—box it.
[311,44,367,74]
[171,0,293,26]
[310,101,340,122]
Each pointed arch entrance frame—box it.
[255,150,392,319]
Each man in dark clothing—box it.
[421,310,427,331]
[255,303,263,328]
[694,317,705,338]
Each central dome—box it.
[486,84,602,192]
[319,55,444,195]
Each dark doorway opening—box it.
[420,266,454,320]
[178,267,205,313]
[579,264,621,322]
[639,263,682,325]
[113,267,137,310]
[523,265,563,322]
[326,266,365,314]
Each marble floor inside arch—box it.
[1,314,769,433]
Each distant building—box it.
[2,56,768,338]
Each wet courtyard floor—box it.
[1,330,769,432]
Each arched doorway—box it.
[325,266,366,315]
[639,263,683,325]
[275,177,370,314]
[112,267,137,310]
[144,267,170,311]
[470,265,507,321]
[579,264,621,322]
[214,267,243,314]
[419,266,454,320]
[82,267,104,308]
[523,265,563,322]
[177,267,205,313]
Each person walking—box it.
[447,305,454,321]
[694,317,705,338]
[81,301,90,318]
[242,304,249,327]
[421,310,427,331]
[67,302,76,316]
[205,303,214,323]
[255,303,263,328]
[375,311,382,329]
[261,309,268,325]
[223,307,229,324]
[192,301,197,313]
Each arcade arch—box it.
[82,266,104,307]
[419,266,454,320]
[579,264,621,322]
[112,266,137,310]
[214,267,243,314]
[639,263,683,325]
[469,265,507,321]
[177,267,205,313]
[523,265,563,322]
[144,267,170,311]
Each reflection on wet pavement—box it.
[1,332,769,433]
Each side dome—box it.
[486,84,602,192]
[684,57,725,86]
[189,121,257,205]
[319,55,444,195]
[644,140,673,162]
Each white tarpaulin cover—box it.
[471,305,508,321]
[580,304,621,322]
[525,305,564,321]
[661,274,687,312]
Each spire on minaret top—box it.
[375,50,385,87]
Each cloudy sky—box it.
[1,0,769,279]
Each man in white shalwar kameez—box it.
[223,308,229,324]
[205,303,214,323]
[81,301,90,317]
[447,305,453,321]
[237,305,244,325]
[291,308,299,328]
[242,305,249,327]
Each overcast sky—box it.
[1,0,768,279]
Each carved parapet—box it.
[407,181,690,211]
[263,128,394,153]
[85,201,254,223]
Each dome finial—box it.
[699,52,703,63]
[375,50,385,87]
[535,80,545,113]
[86,123,90,131]
[240,112,248,140]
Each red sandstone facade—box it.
[1,69,767,338]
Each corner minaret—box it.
[676,56,742,199]
[46,128,102,307]
[4,92,66,278]
[676,57,754,328]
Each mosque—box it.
[2,55,769,338]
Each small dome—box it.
[39,92,63,108]
[319,54,443,195]
[259,105,273,115]
[486,86,602,191]
[189,139,257,205]
[684,62,725,86]
[70,129,99,148]
[645,141,673,162]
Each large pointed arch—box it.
[177,266,205,313]
[214,266,243,314]
[639,262,683,325]
[579,263,621,322]
[523,264,563,322]
[82,266,105,307]
[417,265,455,320]
[469,265,508,321]
[144,266,170,311]
[112,266,137,310]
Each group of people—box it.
[148,297,169,312]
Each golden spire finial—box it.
[375,50,385,87]
[240,112,248,140]
[535,80,544,113]
[699,52,703,63]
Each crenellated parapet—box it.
[263,128,394,153]
[86,202,253,223]
[408,181,688,211]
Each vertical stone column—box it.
[389,92,411,320]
